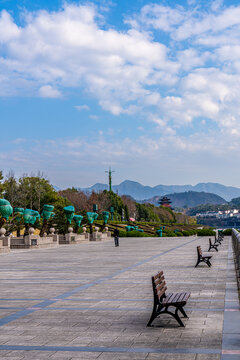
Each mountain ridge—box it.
[79,180,240,201]
[144,191,227,208]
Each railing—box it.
[232,229,240,289]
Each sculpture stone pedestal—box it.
[90,232,101,241]
[90,231,112,241]
[24,234,59,248]
[0,236,10,253]
[64,232,89,244]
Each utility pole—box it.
[105,167,115,192]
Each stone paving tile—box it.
[97,353,148,360]
[14,350,56,359]
[70,353,102,360]
[146,355,197,360]
[3,350,26,358]
[0,236,235,359]
[196,355,221,360]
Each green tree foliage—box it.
[3,171,18,206]
[136,203,159,222]
[3,173,70,212]
[0,170,5,197]
[230,197,240,207]
[103,190,124,218]
[124,204,129,221]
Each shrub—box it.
[126,230,150,237]
[197,228,216,236]
[175,231,183,236]
[222,228,232,235]
[163,230,177,237]
[118,230,127,237]
[188,229,198,235]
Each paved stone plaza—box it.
[0,236,239,360]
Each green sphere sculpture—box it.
[64,206,75,224]
[40,205,54,237]
[23,209,39,236]
[73,214,83,233]
[0,199,13,228]
[86,212,98,234]
[42,205,54,220]
[102,211,109,224]
[99,211,110,231]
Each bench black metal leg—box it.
[208,245,218,252]
[195,260,200,267]
[147,306,185,327]
[206,260,211,267]
[147,305,158,327]
[179,307,188,318]
[173,308,185,327]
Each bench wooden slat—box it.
[154,276,165,286]
[168,293,182,304]
[153,271,163,280]
[164,292,176,303]
[156,280,166,290]
[157,286,167,299]
[178,292,190,303]
[163,291,191,305]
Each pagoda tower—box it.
[159,196,172,209]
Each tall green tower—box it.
[105,167,115,191]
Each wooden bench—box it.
[208,238,219,252]
[195,246,212,267]
[147,271,190,327]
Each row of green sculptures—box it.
[0,199,110,237]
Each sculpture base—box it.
[90,232,112,241]
[10,235,59,249]
[0,237,10,253]
[61,233,89,244]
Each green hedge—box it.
[162,230,177,237]
[197,229,216,236]
[222,228,232,235]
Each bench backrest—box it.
[152,271,167,303]
[197,246,202,257]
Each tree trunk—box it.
[0,218,6,229]
[17,226,21,237]
[24,223,30,236]
[40,219,48,237]
[100,223,106,232]
[89,223,93,234]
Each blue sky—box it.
[1,0,240,188]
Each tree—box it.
[4,171,19,206]
[0,170,5,197]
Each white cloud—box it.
[2,132,240,188]
[2,1,240,172]
[75,105,90,111]
[0,10,20,42]
[39,85,61,98]
[0,4,177,112]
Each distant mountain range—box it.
[145,191,227,208]
[79,180,240,201]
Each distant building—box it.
[159,196,172,209]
